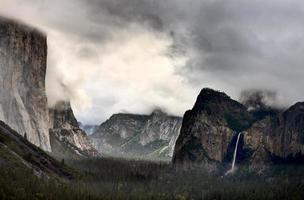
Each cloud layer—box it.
[1,0,304,124]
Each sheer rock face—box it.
[244,102,304,164]
[0,17,51,151]
[49,101,99,158]
[173,88,304,168]
[173,88,254,166]
[0,17,97,156]
[90,110,182,159]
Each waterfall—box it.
[225,132,243,175]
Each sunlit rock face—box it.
[244,102,304,165]
[90,110,182,159]
[0,17,51,151]
[49,101,99,158]
[172,88,254,167]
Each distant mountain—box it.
[173,88,304,169]
[79,123,98,135]
[90,110,182,160]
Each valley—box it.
[1,153,304,200]
[0,6,304,200]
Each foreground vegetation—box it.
[1,155,304,200]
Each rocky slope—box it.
[173,88,304,168]
[90,110,182,159]
[172,88,254,166]
[0,17,97,157]
[49,101,99,158]
[0,120,74,180]
[0,17,51,151]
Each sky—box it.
[1,0,304,124]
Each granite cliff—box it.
[0,17,51,151]
[0,17,97,157]
[244,102,304,166]
[49,101,99,158]
[173,88,304,168]
[172,88,254,166]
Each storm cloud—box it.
[1,0,304,124]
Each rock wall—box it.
[172,88,254,166]
[173,88,304,168]
[0,17,51,151]
[0,17,98,156]
[49,101,99,158]
[244,102,304,165]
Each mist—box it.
[1,0,304,124]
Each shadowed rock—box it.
[244,102,304,165]
[173,88,254,167]
[173,88,304,169]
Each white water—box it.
[226,132,243,175]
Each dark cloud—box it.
[240,89,278,110]
[87,0,165,31]
[2,0,304,123]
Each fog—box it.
[1,0,304,124]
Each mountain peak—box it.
[52,101,72,111]
[287,102,304,112]
[192,88,246,117]
[50,101,78,128]
[197,88,231,104]
[151,108,166,116]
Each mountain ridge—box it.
[0,120,74,180]
[90,109,182,159]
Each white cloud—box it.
[77,28,197,123]
[0,0,197,124]
[2,0,304,124]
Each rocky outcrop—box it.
[0,17,98,157]
[49,101,99,158]
[173,88,304,168]
[173,88,254,166]
[90,110,182,159]
[0,17,51,151]
[244,102,304,165]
